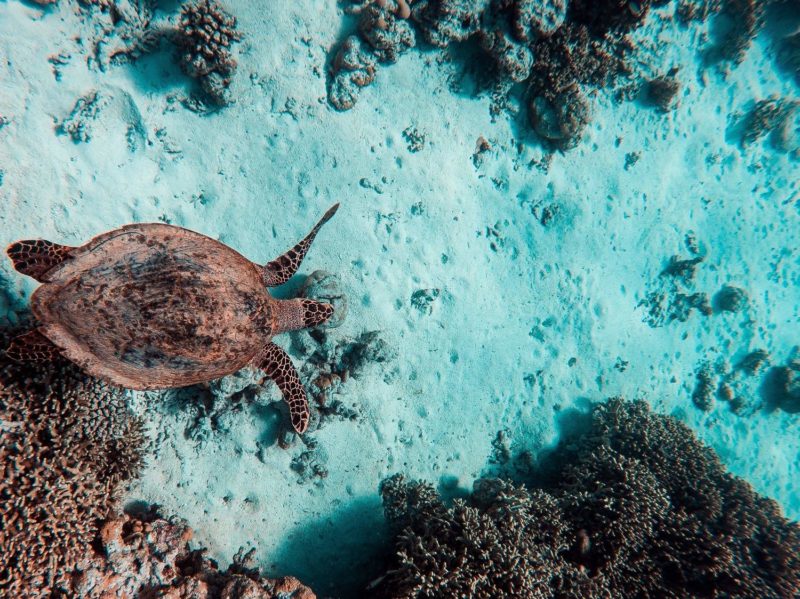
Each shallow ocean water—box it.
[0,0,798,597]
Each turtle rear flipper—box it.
[273,298,334,334]
[262,203,340,287]
[7,239,75,282]
[257,342,310,434]
[6,329,61,363]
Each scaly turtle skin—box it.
[4,204,340,434]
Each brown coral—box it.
[0,330,144,597]
[370,399,800,598]
[175,0,242,105]
[329,35,379,111]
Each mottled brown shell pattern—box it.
[32,223,274,389]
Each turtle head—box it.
[272,298,334,335]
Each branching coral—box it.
[645,73,681,112]
[175,0,242,105]
[370,399,800,598]
[375,474,569,597]
[0,330,144,597]
[76,507,317,598]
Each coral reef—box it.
[329,0,660,149]
[75,507,317,598]
[358,0,416,62]
[511,0,568,40]
[772,362,800,413]
[676,0,722,23]
[329,35,379,111]
[570,0,664,33]
[412,0,490,47]
[0,329,144,597]
[707,0,766,64]
[691,362,717,411]
[680,0,800,69]
[370,399,800,598]
[174,0,242,106]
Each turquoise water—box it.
[0,1,798,597]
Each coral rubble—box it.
[639,253,713,327]
[58,90,108,143]
[76,507,317,598]
[370,399,800,598]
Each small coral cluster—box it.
[78,0,242,107]
[370,399,800,598]
[75,507,316,598]
[175,0,242,106]
[639,253,713,327]
[329,0,415,111]
[0,330,144,597]
[739,96,799,154]
[329,0,667,149]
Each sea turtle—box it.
[4,204,341,434]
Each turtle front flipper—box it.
[6,239,76,282]
[262,203,340,287]
[257,342,310,434]
[6,329,61,363]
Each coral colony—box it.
[1,0,799,598]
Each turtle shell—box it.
[32,223,273,389]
